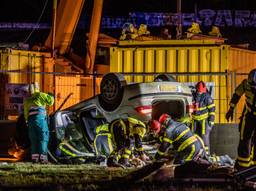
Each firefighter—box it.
[226,69,256,170]
[94,123,113,157]
[107,117,148,167]
[23,82,54,163]
[191,81,215,155]
[150,113,205,164]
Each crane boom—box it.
[44,0,85,55]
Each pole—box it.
[176,0,182,39]
[85,0,104,74]
[51,0,57,58]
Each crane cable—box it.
[23,0,49,43]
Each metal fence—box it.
[0,70,248,123]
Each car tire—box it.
[99,73,127,111]
[154,74,176,82]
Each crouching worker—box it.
[107,117,149,167]
[149,113,205,164]
[94,123,113,157]
[23,82,54,163]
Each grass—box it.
[0,162,230,191]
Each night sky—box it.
[1,0,256,22]
[1,0,256,53]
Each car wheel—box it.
[99,73,127,111]
[154,74,176,82]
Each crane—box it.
[44,0,104,74]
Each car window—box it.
[80,108,107,144]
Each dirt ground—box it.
[0,162,232,191]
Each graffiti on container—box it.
[101,10,256,28]
[5,84,29,115]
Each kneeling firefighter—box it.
[23,82,54,163]
[94,123,113,157]
[107,117,149,167]
[150,113,206,164]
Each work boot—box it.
[107,157,118,167]
[31,154,39,163]
[119,157,133,168]
[234,160,247,172]
[39,154,49,164]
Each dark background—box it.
[1,0,256,55]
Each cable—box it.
[23,0,49,43]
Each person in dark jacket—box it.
[107,117,148,167]
[150,113,205,164]
[226,69,256,170]
[191,81,215,155]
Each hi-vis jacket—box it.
[155,119,200,161]
[192,92,215,126]
[24,91,54,121]
[109,117,146,152]
[229,79,256,114]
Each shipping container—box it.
[54,76,101,110]
[109,39,230,123]
[0,49,54,117]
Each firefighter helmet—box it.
[248,69,256,87]
[159,113,171,124]
[148,120,161,134]
[196,81,207,93]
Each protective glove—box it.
[208,120,214,128]
[225,108,234,122]
[139,152,150,162]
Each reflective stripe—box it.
[185,145,195,161]
[59,144,77,157]
[209,121,214,125]
[207,104,215,109]
[135,147,144,151]
[128,117,146,128]
[191,122,195,132]
[178,136,197,152]
[108,136,113,154]
[240,110,247,140]
[29,106,41,110]
[209,112,215,116]
[197,106,207,111]
[124,149,132,155]
[194,134,205,149]
[32,154,39,160]
[29,111,46,116]
[250,161,256,166]
[173,128,190,143]
[96,124,109,134]
[230,103,236,108]
[202,119,206,135]
[93,135,99,156]
[122,154,130,159]
[238,161,251,167]
[93,133,112,156]
[59,142,88,156]
[192,113,209,120]
[238,156,251,162]
[157,150,165,156]
[163,137,172,144]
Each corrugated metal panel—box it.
[0,49,53,117]
[110,41,229,123]
[228,47,256,122]
[0,49,51,86]
[55,76,101,110]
